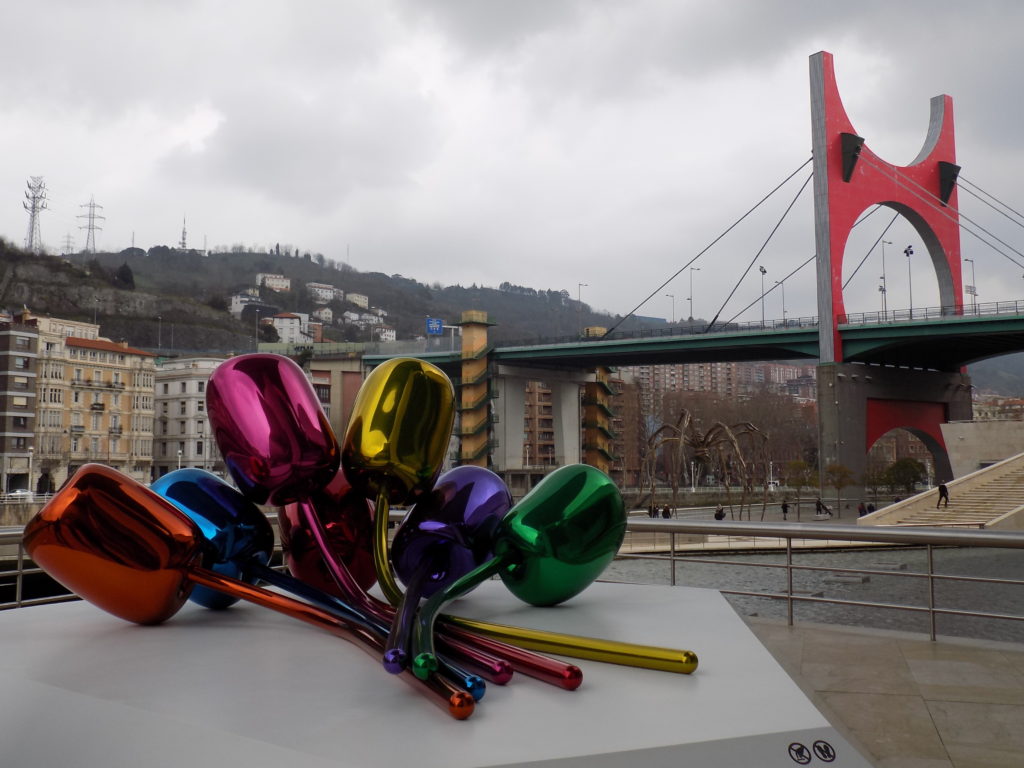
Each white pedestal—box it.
[0,581,871,767]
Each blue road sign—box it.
[426,317,444,336]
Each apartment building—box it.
[34,315,156,489]
[154,357,226,478]
[0,313,38,493]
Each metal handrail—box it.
[621,519,1024,640]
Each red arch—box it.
[865,398,947,452]
[812,51,963,362]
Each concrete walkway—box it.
[747,618,1024,767]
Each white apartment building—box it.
[312,306,333,324]
[154,357,227,478]
[256,273,291,292]
[270,312,313,344]
[374,326,397,342]
[306,282,336,304]
[347,292,368,309]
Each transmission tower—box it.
[179,216,187,250]
[23,177,48,253]
[61,233,75,256]
[78,195,105,253]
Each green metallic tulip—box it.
[342,357,456,605]
[412,464,627,679]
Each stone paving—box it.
[748,617,1024,768]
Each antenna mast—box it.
[180,216,187,250]
[23,177,48,253]
[78,196,105,253]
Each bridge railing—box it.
[841,298,1024,325]
[620,519,1024,642]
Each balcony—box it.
[90,403,105,411]
[69,425,85,434]
[108,426,123,435]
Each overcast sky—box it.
[3,1,1024,324]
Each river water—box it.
[604,546,1024,643]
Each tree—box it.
[114,262,135,289]
[885,458,926,494]
[783,460,813,520]
[824,463,855,518]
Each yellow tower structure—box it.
[457,311,494,466]
[582,365,617,474]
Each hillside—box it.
[1,240,661,352]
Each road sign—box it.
[425,317,444,336]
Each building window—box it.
[181,382,187,393]
[12,396,28,408]
[163,383,169,394]
[179,420,186,435]
[196,420,204,434]
[197,381,205,393]
[14,356,29,369]
[196,440,204,455]
[179,401,187,415]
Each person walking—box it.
[815,497,832,517]
[936,483,949,508]
[781,499,790,521]
[714,503,725,520]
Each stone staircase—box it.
[859,451,1024,529]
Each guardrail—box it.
[5,518,1023,644]
[621,519,1024,641]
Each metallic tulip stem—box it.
[372,487,405,606]
[442,615,699,675]
[186,567,474,718]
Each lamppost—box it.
[880,239,891,319]
[775,280,786,324]
[157,315,162,350]
[690,460,696,493]
[964,257,977,314]
[905,244,914,318]
[665,293,675,324]
[93,298,99,326]
[27,446,33,496]
[758,265,767,327]
[688,267,700,321]
[577,283,587,335]
[177,449,183,471]
[254,310,261,351]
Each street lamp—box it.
[577,283,588,334]
[775,280,786,324]
[688,267,700,321]
[690,460,696,493]
[665,293,675,324]
[964,257,977,313]
[880,240,891,320]
[905,244,914,318]
[157,315,162,349]
[27,446,33,496]
[758,265,767,327]
[93,298,99,326]
[254,310,262,351]
[177,449,183,470]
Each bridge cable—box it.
[704,171,812,332]
[601,157,813,338]
[956,177,1024,229]
[841,212,900,289]
[725,204,887,322]
[725,253,817,324]
[857,155,1024,270]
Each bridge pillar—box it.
[818,363,972,497]
[490,365,592,473]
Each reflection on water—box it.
[604,547,1024,643]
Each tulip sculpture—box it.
[28,351,701,723]
[150,467,493,698]
[23,464,475,719]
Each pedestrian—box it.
[781,499,789,521]
[661,505,671,519]
[936,483,949,508]
[867,502,876,514]
[857,502,866,517]
[648,504,656,519]
[815,497,832,517]
[714,503,725,521]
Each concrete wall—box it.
[940,420,1024,478]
